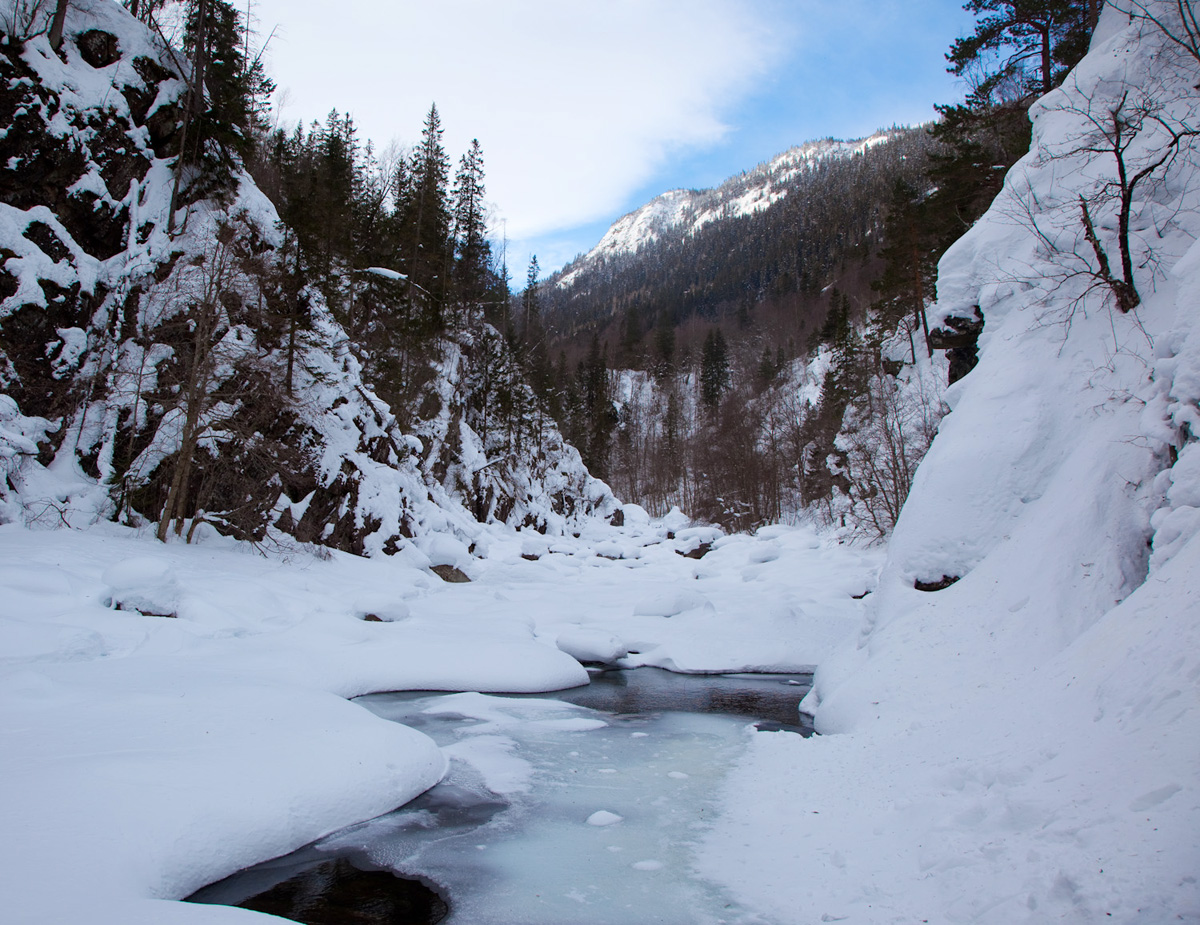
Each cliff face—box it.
[0,3,613,558]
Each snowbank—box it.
[701,6,1200,922]
[0,522,588,924]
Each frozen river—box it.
[189,669,811,924]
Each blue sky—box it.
[254,0,978,278]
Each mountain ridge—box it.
[555,129,903,291]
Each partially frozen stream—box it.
[190,669,811,925]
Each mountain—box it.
[534,126,950,531]
[557,132,899,289]
[0,1,614,561]
[542,127,933,342]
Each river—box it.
[188,668,812,924]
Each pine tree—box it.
[947,1,1093,100]
[872,179,936,360]
[398,103,452,327]
[521,256,552,399]
[653,311,676,380]
[183,0,274,170]
[451,139,492,308]
[575,335,615,478]
[522,255,541,339]
[926,99,1031,248]
[700,328,730,411]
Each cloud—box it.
[256,0,790,239]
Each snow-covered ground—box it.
[698,7,1200,924]
[0,514,879,924]
[4,4,1199,925]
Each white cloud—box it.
[254,0,789,240]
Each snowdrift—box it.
[701,6,1200,922]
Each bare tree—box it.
[0,0,51,40]
[114,215,273,542]
[1115,1,1200,71]
[1005,67,1199,320]
[835,358,943,540]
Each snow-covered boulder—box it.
[632,588,711,618]
[102,556,180,617]
[556,628,629,664]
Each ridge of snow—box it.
[556,130,900,289]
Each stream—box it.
[188,668,812,925]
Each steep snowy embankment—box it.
[700,6,1200,923]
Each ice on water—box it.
[351,692,772,925]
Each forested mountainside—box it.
[528,134,998,532]
[0,1,614,558]
[544,128,931,336]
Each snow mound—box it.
[632,588,711,617]
[102,556,180,615]
[556,628,629,664]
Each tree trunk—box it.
[1041,24,1053,96]
[48,0,69,51]
[167,0,209,235]
[156,405,202,541]
[285,306,297,396]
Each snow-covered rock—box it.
[0,0,615,560]
[555,628,629,664]
[632,588,711,618]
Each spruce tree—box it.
[872,179,935,360]
[521,256,552,399]
[451,139,492,307]
[182,0,274,172]
[399,103,452,327]
[700,328,730,411]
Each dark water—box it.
[186,668,813,925]
[538,666,814,732]
[187,857,447,924]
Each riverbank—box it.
[0,517,878,924]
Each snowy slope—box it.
[0,0,614,558]
[556,131,898,289]
[700,6,1200,922]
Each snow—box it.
[2,3,1198,924]
[555,131,904,289]
[363,266,406,281]
[696,8,1200,923]
[0,513,877,924]
[556,628,629,664]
